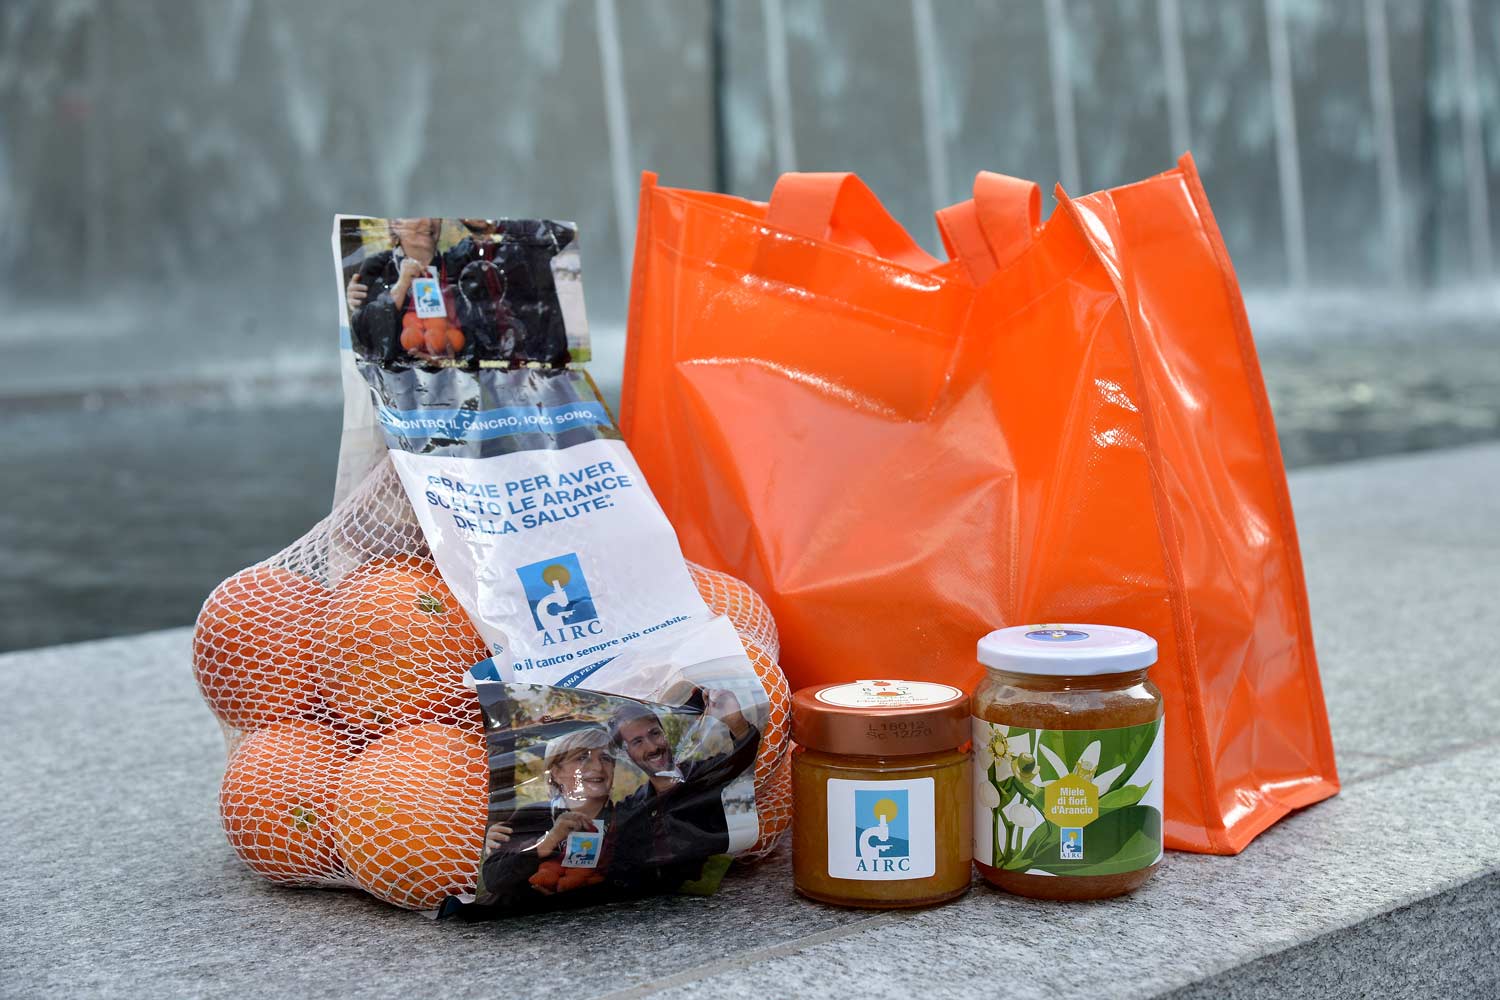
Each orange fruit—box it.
[324,559,489,731]
[336,554,421,585]
[685,562,791,857]
[423,325,449,355]
[219,720,352,884]
[446,327,465,353]
[400,326,424,353]
[402,311,422,329]
[193,565,329,732]
[749,751,793,857]
[740,638,789,775]
[740,635,793,854]
[333,723,487,909]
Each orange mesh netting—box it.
[196,458,792,910]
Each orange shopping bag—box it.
[620,156,1337,853]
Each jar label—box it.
[825,777,936,880]
[972,717,1163,876]
[815,679,963,708]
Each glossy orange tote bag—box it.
[620,155,1338,853]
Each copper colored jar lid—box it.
[792,679,970,757]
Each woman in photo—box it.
[345,218,449,363]
[478,725,620,909]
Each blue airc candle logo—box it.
[1061,827,1085,860]
[411,276,444,317]
[563,830,601,867]
[515,553,603,646]
[853,789,912,874]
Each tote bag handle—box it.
[766,172,941,272]
[936,172,1042,283]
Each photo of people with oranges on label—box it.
[465,673,765,915]
[335,216,587,368]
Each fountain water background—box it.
[1,0,1497,650]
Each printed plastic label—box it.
[826,777,935,880]
[972,717,1163,876]
[330,217,779,919]
[388,437,722,689]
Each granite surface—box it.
[4,444,1499,998]
[1163,872,1500,1000]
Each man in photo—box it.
[607,688,759,891]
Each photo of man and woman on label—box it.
[460,669,765,915]
[335,216,584,368]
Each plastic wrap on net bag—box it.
[192,217,791,913]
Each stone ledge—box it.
[4,444,1499,998]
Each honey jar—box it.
[790,679,972,908]
[972,624,1164,900]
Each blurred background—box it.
[3,0,1498,652]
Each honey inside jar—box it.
[791,680,972,908]
[971,626,1164,901]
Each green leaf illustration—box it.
[988,766,1008,864]
[1098,781,1151,813]
[1015,778,1044,815]
[1036,719,1159,786]
[1026,806,1162,877]
[1004,822,1058,871]
[1115,719,1161,787]
[1037,729,1090,780]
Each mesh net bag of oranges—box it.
[193,218,791,914]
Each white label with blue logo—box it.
[826,777,936,880]
[561,826,605,868]
[410,272,445,318]
[387,437,728,690]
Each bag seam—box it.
[1178,156,1340,794]
[620,173,658,442]
[1056,191,1230,854]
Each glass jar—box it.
[791,680,972,908]
[971,625,1164,901]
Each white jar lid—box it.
[976,624,1158,677]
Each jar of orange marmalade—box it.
[791,680,972,908]
[972,625,1164,900]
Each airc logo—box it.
[1061,827,1085,860]
[563,830,601,867]
[853,789,911,874]
[515,552,603,646]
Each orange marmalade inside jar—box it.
[972,625,1164,901]
[791,680,972,909]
